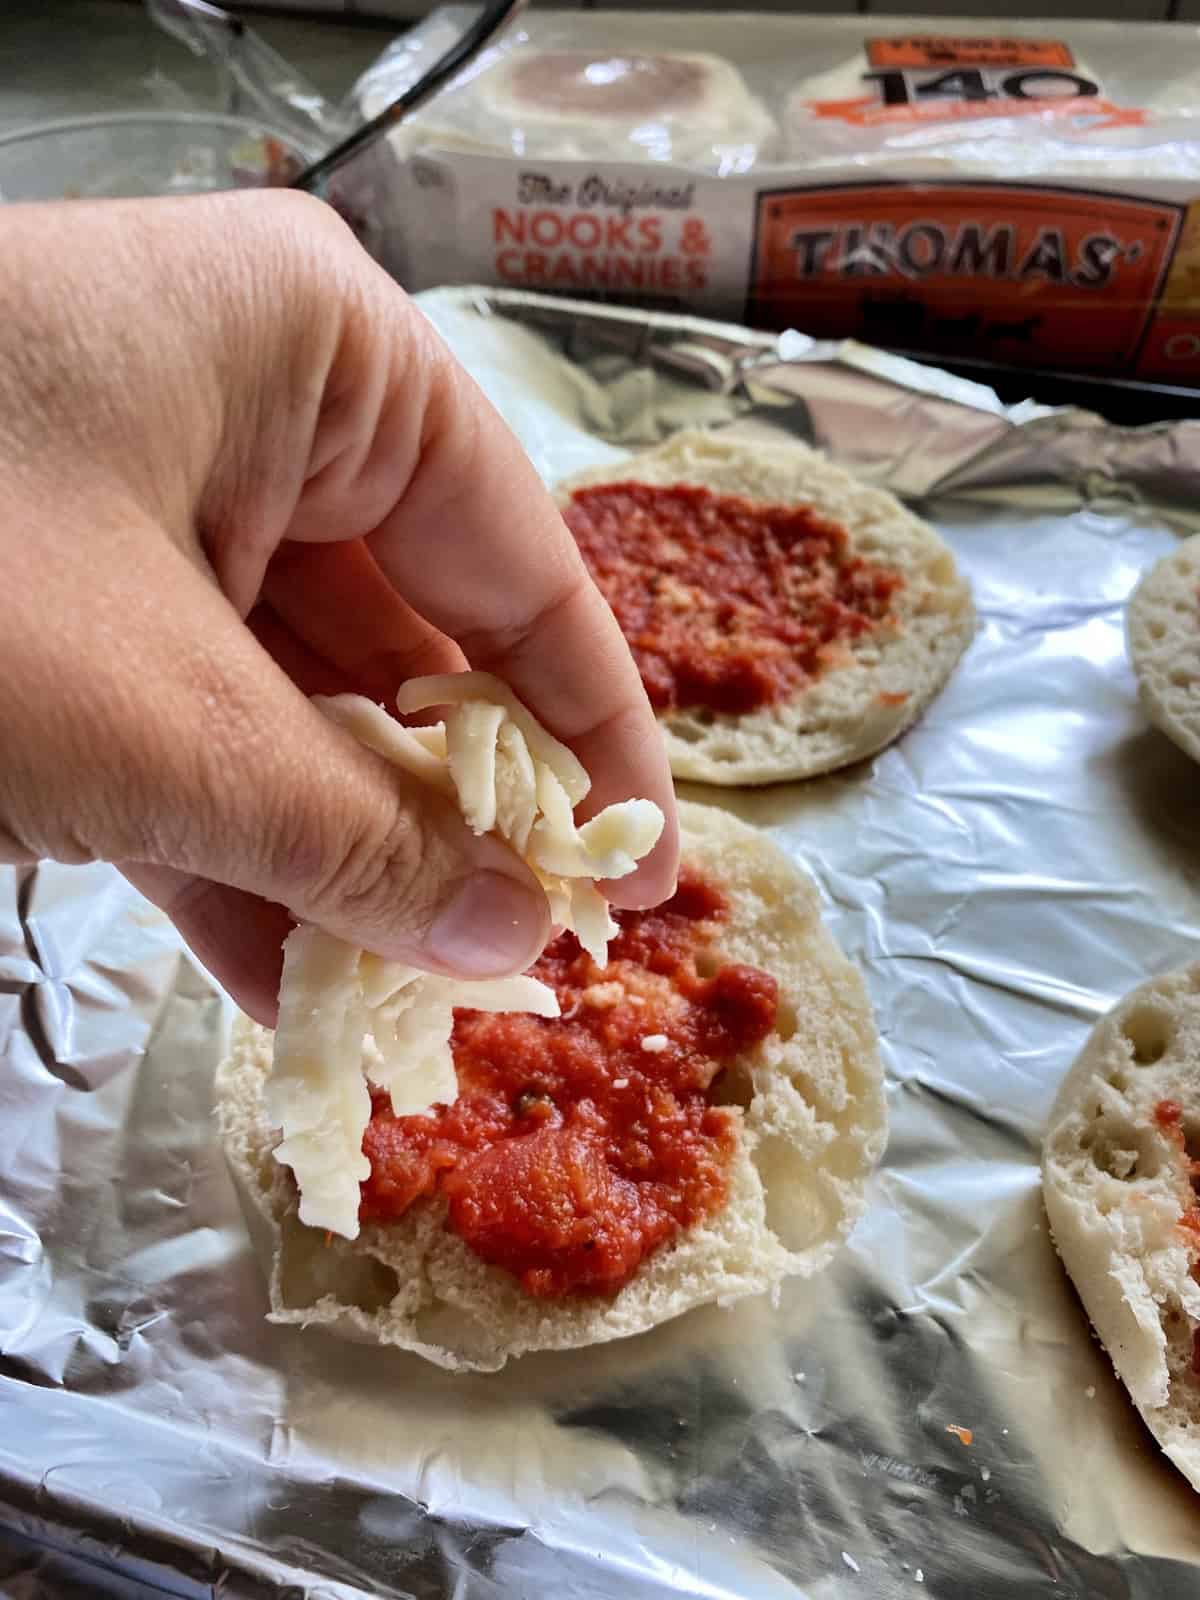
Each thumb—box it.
[253,715,553,980]
[1,543,550,984]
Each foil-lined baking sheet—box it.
[5,288,1200,1598]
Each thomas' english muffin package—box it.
[351,10,1200,389]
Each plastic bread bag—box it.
[346,11,1200,394]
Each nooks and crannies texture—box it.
[267,672,664,1240]
[1042,963,1200,1496]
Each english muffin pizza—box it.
[556,430,975,786]
[1127,534,1200,767]
[217,677,885,1370]
[1044,966,1200,1493]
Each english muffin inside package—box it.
[351,9,1200,389]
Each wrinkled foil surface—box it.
[5,288,1200,1598]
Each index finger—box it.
[366,355,678,910]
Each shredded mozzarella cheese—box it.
[269,672,665,1239]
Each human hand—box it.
[0,193,677,1024]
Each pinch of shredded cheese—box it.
[269,672,665,1240]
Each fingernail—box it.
[424,871,549,978]
[603,866,678,912]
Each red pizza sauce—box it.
[562,481,905,715]
[1141,1101,1200,1373]
[360,870,778,1298]
[1154,1099,1200,1245]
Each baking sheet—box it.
[4,288,1200,1597]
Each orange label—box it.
[805,97,1144,134]
[866,36,1074,70]
[1144,200,1200,376]
[748,183,1181,377]
[1136,315,1200,383]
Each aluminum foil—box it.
[5,288,1200,1598]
